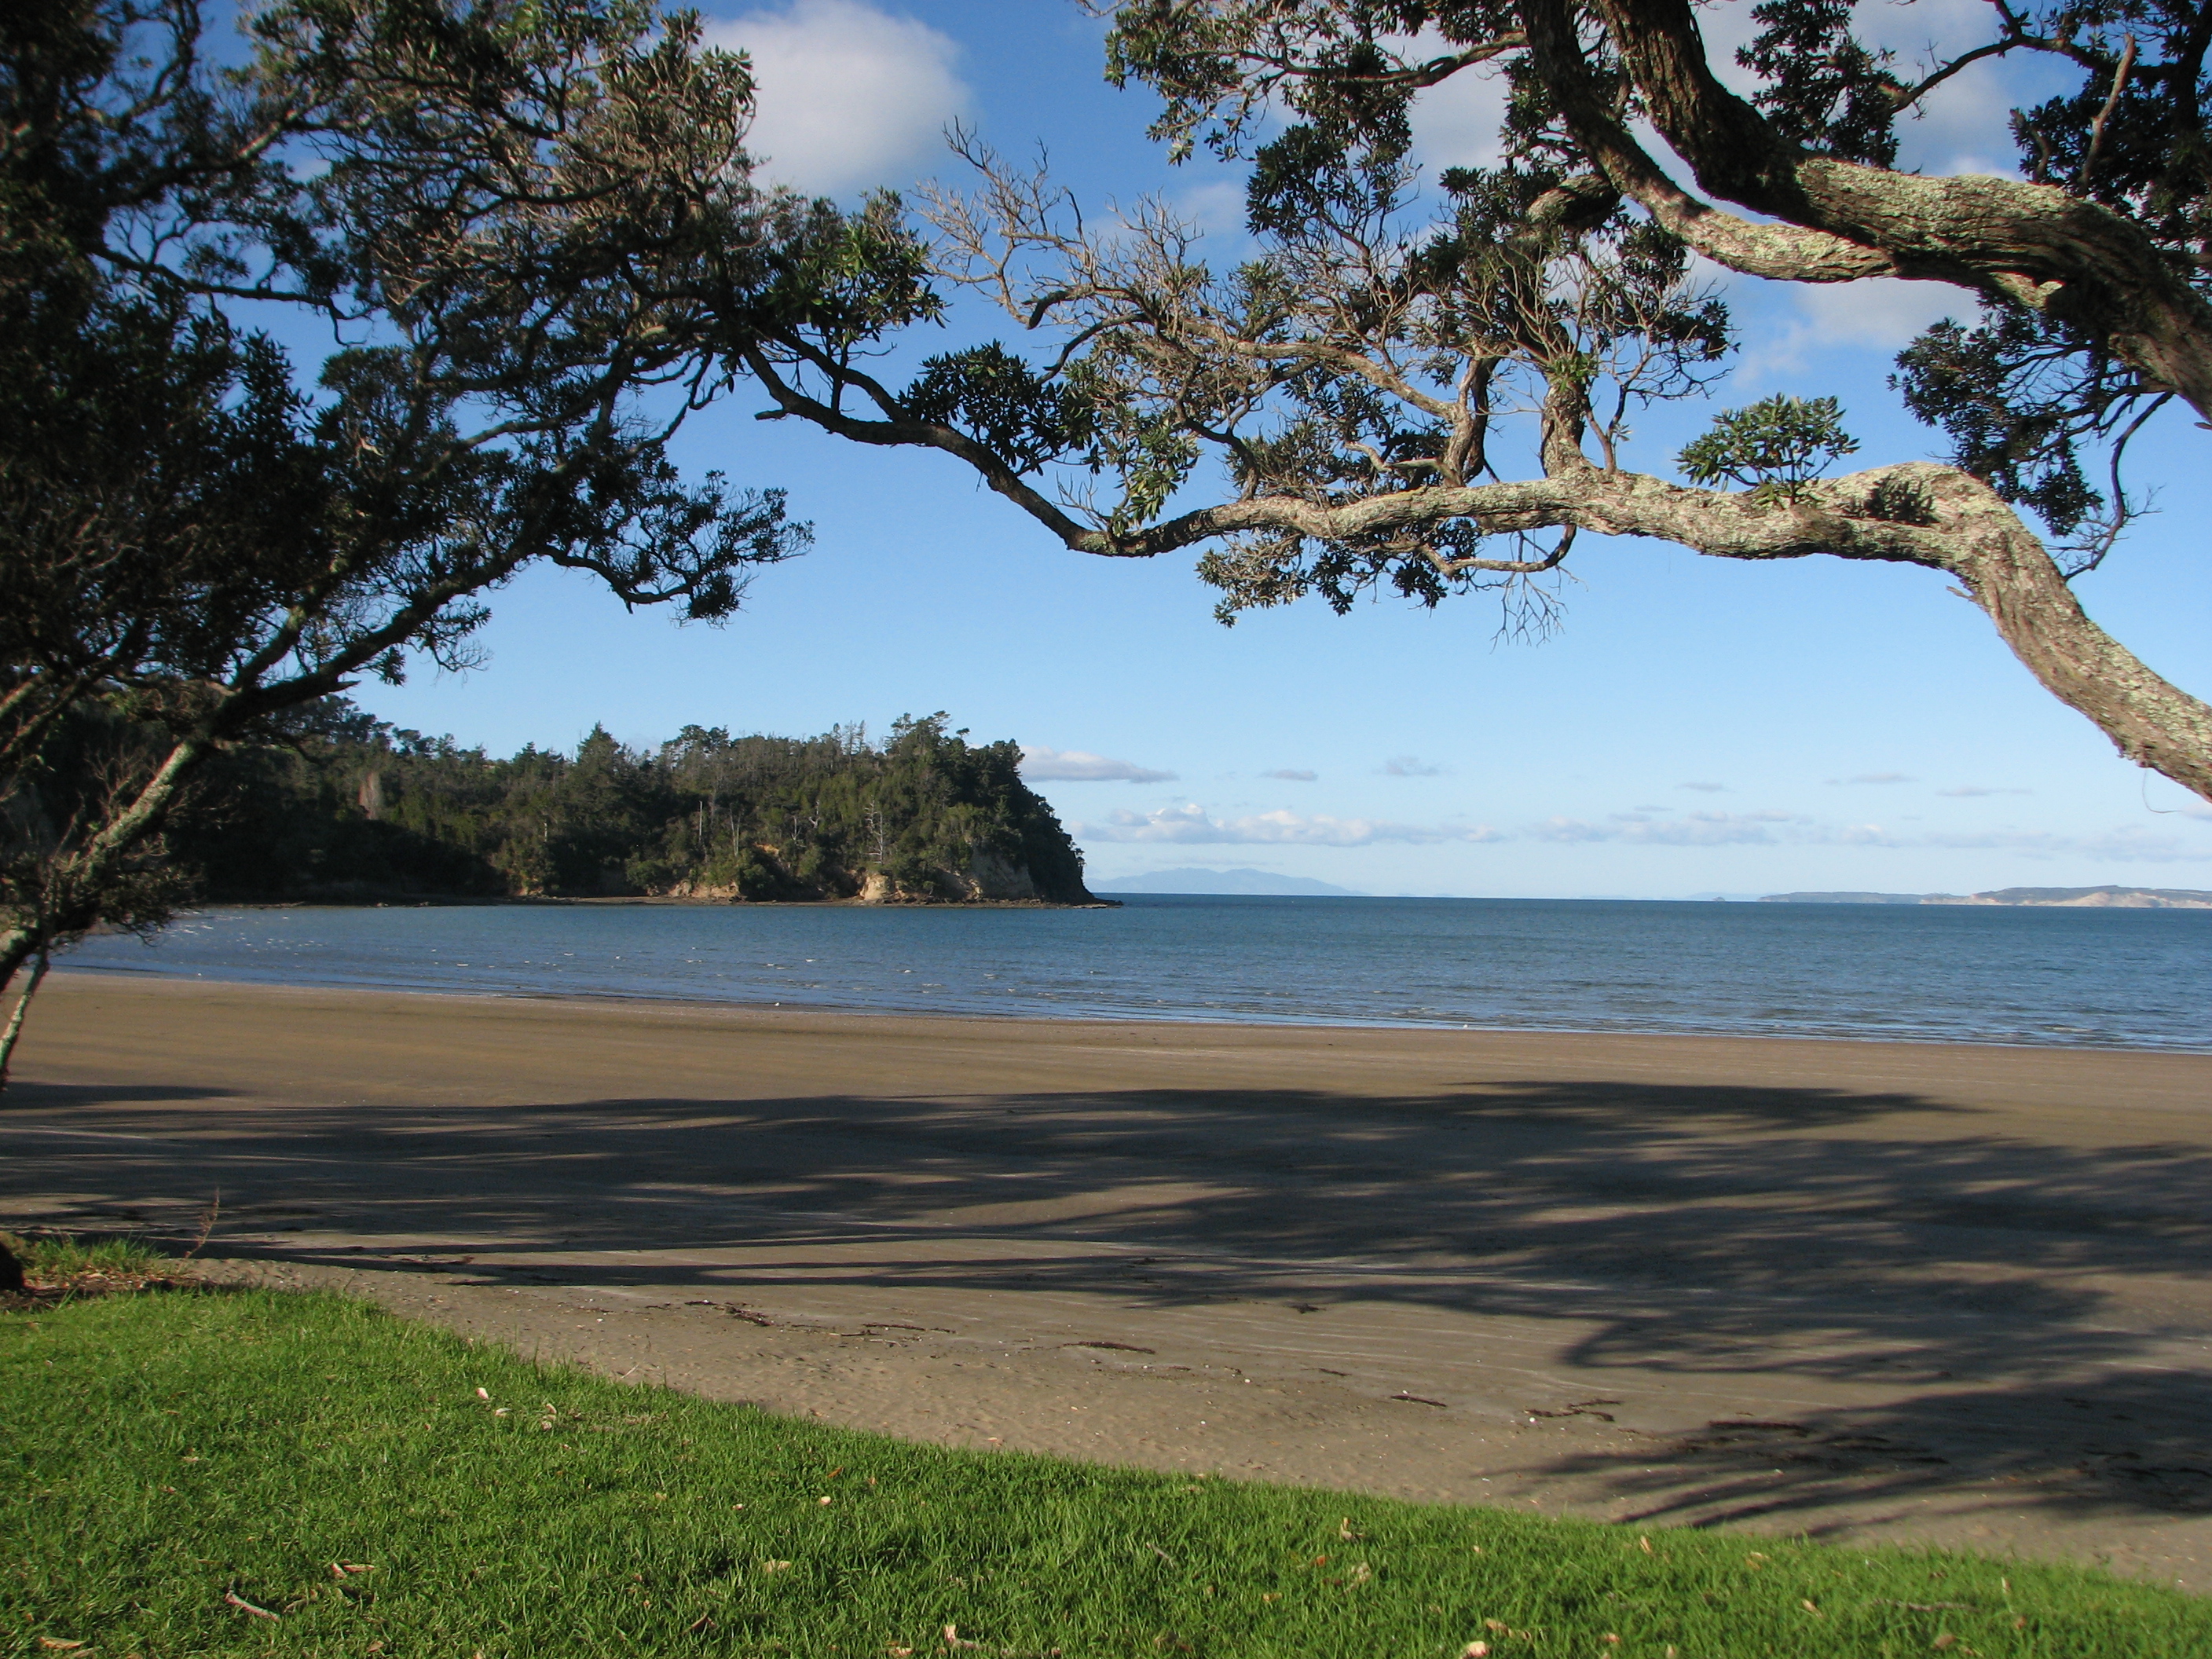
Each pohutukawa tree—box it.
[0,0,932,1082]
[730,0,2212,805]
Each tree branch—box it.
[736,342,1135,555]
[1530,0,2212,420]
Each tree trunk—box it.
[0,947,50,1097]
[0,730,214,1094]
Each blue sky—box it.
[347,0,2212,898]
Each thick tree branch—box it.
[1519,0,1895,284]
[1530,0,2212,421]
[1047,463,1958,561]
[941,447,2212,798]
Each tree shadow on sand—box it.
[1529,1370,2212,1536]
[9,1071,2211,1528]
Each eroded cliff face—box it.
[689,841,1090,905]
[1952,888,2212,908]
[659,880,742,900]
[966,848,1041,901]
[849,849,1069,905]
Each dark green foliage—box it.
[1101,0,1522,163]
[1858,474,1939,526]
[1893,311,2122,567]
[1679,395,1860,504]
[1737,0,1903,168]
[1245,119,1406,235]
[171,704,1093,904]
[0,701,199,943]
[899,345,1091,474]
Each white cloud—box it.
[1261,768,1318,782]
[1938,785,2032,797]
[1797,280,1964,349]
[1383,756,1445,777]
[1020,745,1177,784]
[1075,804,1503,847]
[706,1,968,196]
[1537,804,2212,862]
[1830,771,1917,786]
[1678,781,1729,793]
[1076,793,2212,862]
[1737,279,1965,383]
[1833,825,2212,862]
[1863,0,2031,179]
[1536,810,1809,847]
[1405,32,1511,170]
[1174,178,1251,238]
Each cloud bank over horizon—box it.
[1074,803,1505,848]
[1527,810,2212,862]
[1072,800,2212,864]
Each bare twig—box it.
[2078,35,2139,190]
[181,1190,222,1262]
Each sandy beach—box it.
[7,972,2211,1588]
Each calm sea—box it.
[57,895,2212,1051]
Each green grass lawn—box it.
[4,1284,2207,1657]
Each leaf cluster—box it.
[1677,395,1860,507]
[1736,0,1904,168]
[901,344,1094,474]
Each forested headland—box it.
[168,705,1096,906]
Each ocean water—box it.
[58,895,2212,1051]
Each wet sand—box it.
[7,972,2211,1588]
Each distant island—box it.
[1091,867,1364,896]
[174,702,1097,905]
[1760,886,2212,909]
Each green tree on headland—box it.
[168,703,1095,906]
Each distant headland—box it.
[171,703,1099,906]
[1760,885,2212,909]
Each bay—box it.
[58,894,2211,1052]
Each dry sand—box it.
[6,972,2211,1588]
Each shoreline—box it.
[49,958,2212,1056]
[174,893,1122,910]
[9,975,2212,1586]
